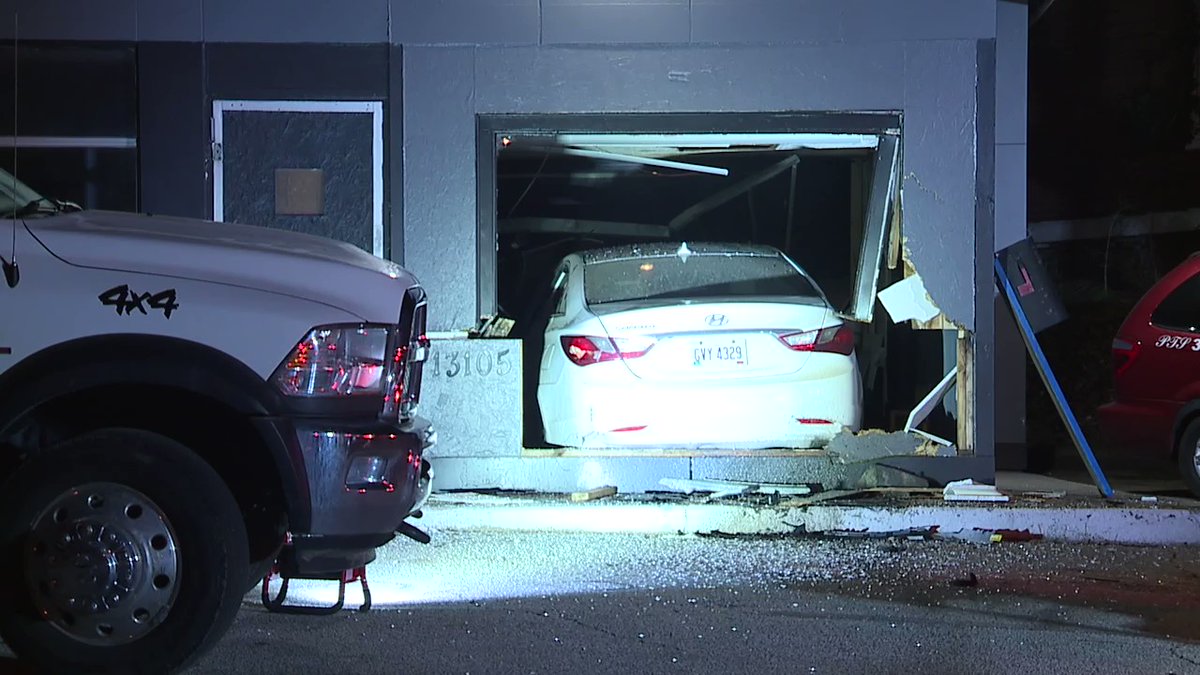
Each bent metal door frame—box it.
[211,99,385,257]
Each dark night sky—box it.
[1029,0,1200,221]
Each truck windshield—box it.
[0,167,47,217]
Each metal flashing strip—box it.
[554,133,881,150]
[0,136,136,149]
[846,133,900,323]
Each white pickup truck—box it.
[0,168,434,673]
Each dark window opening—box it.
[1152,272,1200,333]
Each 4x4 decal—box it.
[99,285,179,319]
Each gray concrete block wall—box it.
[413,41,979,334]
[0,0,1017,464]
[412,39,993,331]
[995,0,1027,252]
[973,38,997,461]
[473,44,906,114]
[402,46,478,324]
[135,0,204,42]
[541,0,691,45]
[390,0,540,45]
[693,0,997,45]
[993,1,1028,455]
[4,0,390,42]
[2,0,1000,46]
[201,0,390,43]
[0,0,1013,332]
[900,39,980,328]
[2,0,137,41]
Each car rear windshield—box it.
[1151,271,1200,333]
[584,253,820,305]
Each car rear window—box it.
[583,253,820,305]
[1151,271,1200,333]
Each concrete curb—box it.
[420,495,1200,545]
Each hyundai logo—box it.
[704,313,728,327]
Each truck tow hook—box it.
[396,520,431,544]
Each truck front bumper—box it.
[265,415,435,576]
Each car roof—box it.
[577,242,782,265]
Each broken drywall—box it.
[827,429,954,461]
[826,429,923,463]
[878,273,941,322]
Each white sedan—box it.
[537,242,862,449]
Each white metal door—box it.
[212,100,384,257]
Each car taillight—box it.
[560,335,655,366]
[777,325,855,355]
[1112,338,1140,377]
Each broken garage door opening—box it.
[472,113,972,464]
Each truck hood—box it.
[24,210,417,322]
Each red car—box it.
[1099,252,1200,495]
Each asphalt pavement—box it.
[4,473,1200,674]
[181,529,1200,675]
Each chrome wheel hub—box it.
[25,483,180,645]
[1192,438,1200,476]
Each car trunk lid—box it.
[592,299,839,381]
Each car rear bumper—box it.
[544,365,860,449]
[1097,400,1175,456]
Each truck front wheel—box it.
[0,428,249,674]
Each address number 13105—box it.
[427,348,514,378]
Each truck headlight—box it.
[273,325,392,397]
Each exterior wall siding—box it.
[0,0,1019,474]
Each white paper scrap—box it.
[878,274,941,323]
[943,478,1010,502]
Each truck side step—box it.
[261,565,372,615]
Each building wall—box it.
[994,0,1029,461]
[1,1,998,44]
[0,0,1016,466]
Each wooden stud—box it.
[956,330,975,455]
[569,486,618,502]
[886,189,902,271]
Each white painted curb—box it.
[420,497,1200,545]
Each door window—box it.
[1152,272,1200,334]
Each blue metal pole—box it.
[994,257,1114,498]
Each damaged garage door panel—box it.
[845,133,900,324]
[554,132,881,153]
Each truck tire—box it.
[1178,417,1200,499]
[0,428,249,674]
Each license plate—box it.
[691,338,748,367]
